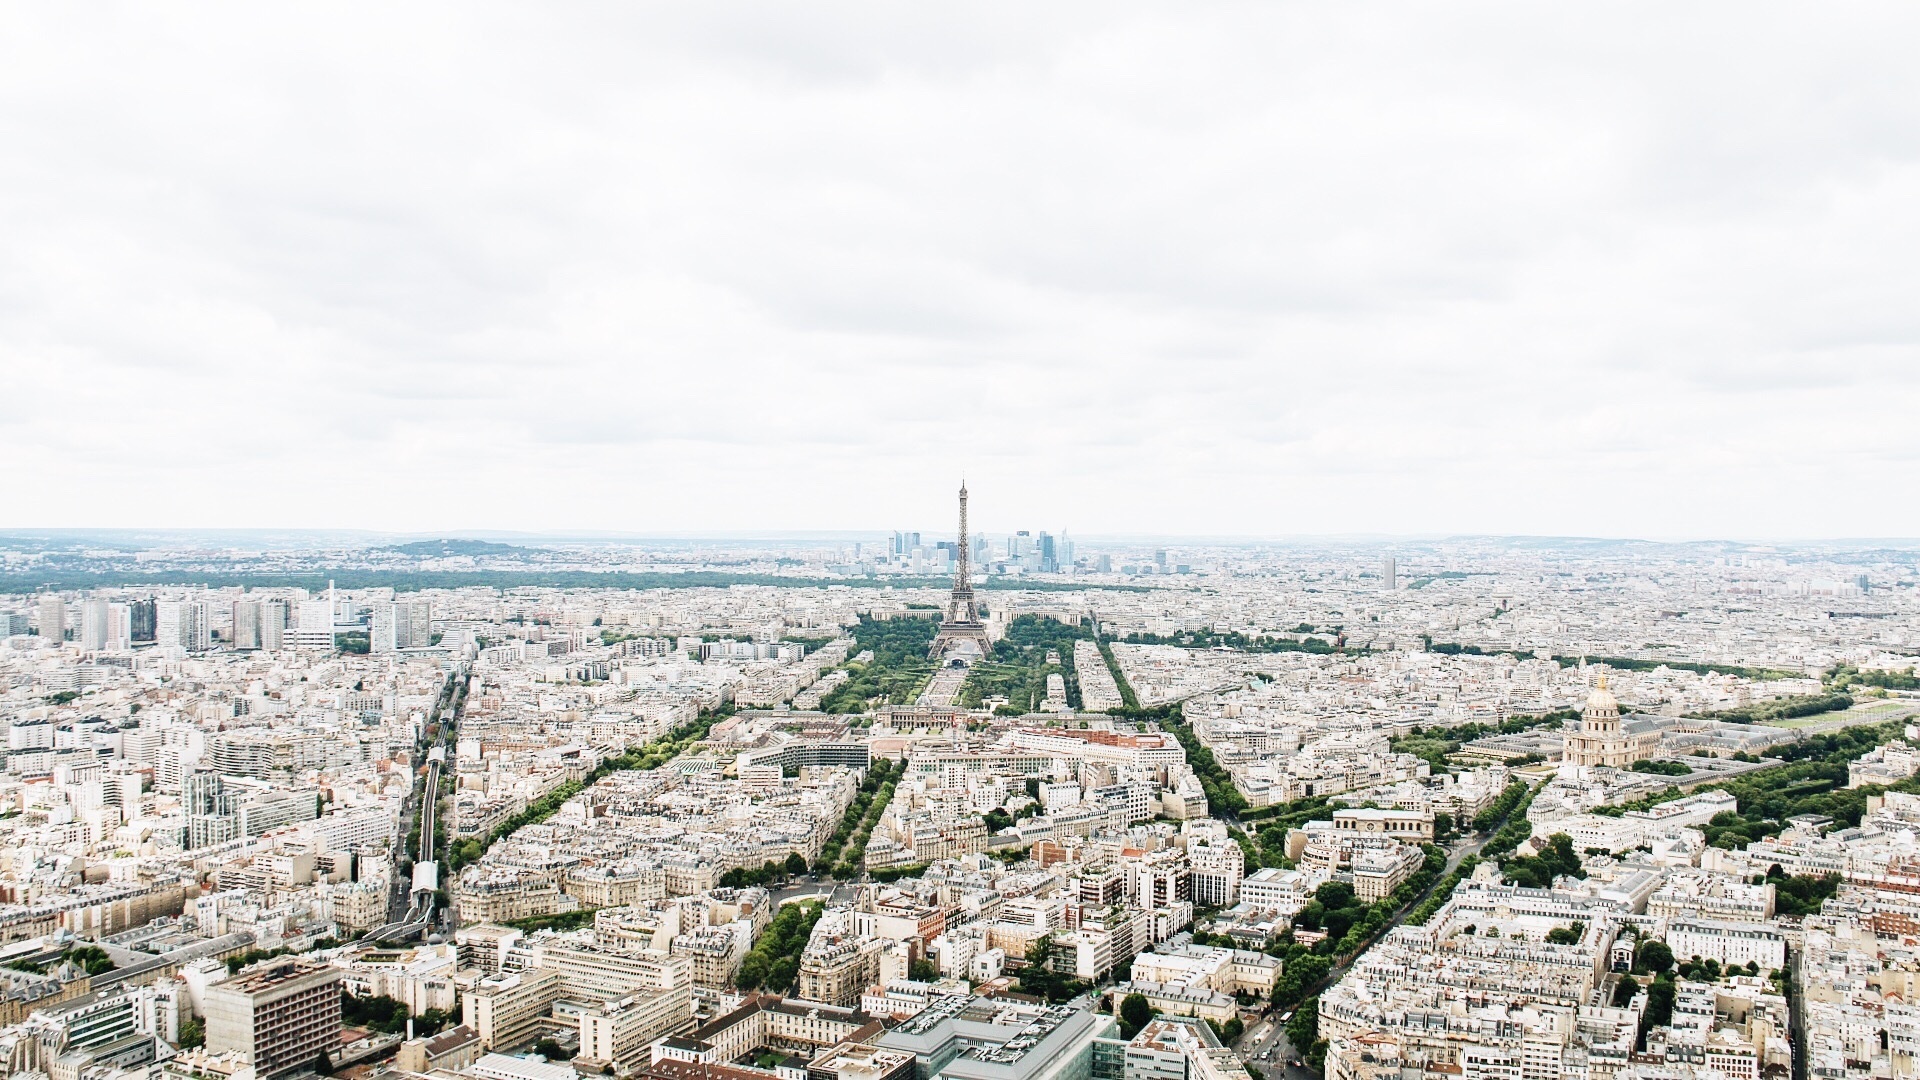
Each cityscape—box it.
[4,482,1920,1080]
[7,7,1920,1080]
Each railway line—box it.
[364,664,466,943]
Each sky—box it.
[4,4,1920,541]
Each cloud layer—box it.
[4,3,1919,538]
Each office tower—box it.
[190,602,211,651]
[156,601,183,649]
[295,599,334,649]
[371,598,431,651]
[399,598,432,648]
[80,599,111,651]
[130,598,156,643]
[370,601,397,653]
[1040,533,1058,573]
[107,602,131,651]
[260,600,287,651]
[1096,553,1113,573]
[1382,555,1397,591]
[38,594,66,643]
[158,600,211,652]
[1154,550,1168,572]
[231,601,261,650]
[203,958,343,1077]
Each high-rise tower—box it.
[929,482,994,662]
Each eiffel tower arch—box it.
[929,481,995,665]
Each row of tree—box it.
[447,707,730,871]
[737,901,826,993]
[1114,630,1347,654]
[1694,692,1854,725]
[815,758,900,877]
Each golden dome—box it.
[1584,673,1620,716]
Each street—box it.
[1239,1018,1316,1080]
[1219,820,1493,1078]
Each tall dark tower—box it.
[929,481,993,662]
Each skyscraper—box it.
[158,600,211,652]
[260,600,287,651]
[129,599,156,643]
[295,599,334,650]
[38,594,66,644]
[106,602,132,651]
[1382,555,1397,591]
[80,598,111,651]
[399,598,432,648]
[232,601,262,650]
[370,601,397,653]
[371,598,432,651]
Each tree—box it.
[178,1018,205,1050]
[1545,926,1582,946]
[1286,997,1319,1055]
[533,1038,572,1061]
[1120,993,1154,1038]
[313,1051,333,1075]
[1500,833,1585,889]
[786,852,809,877]
[1017,936,1085,1003]
[910,958,940,983]
[1636,939,1674,975]
[1313,881,1356,909]
[1639,974,1677,1045]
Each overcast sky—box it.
[4,5,1919,540]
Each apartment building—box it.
[578,989,699,1074]
[463,967,563,1051]
[202,959,344,1078]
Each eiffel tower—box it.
[929,481,994,663]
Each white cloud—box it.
[3,3,1919,538]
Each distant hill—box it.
[382,538,538,557]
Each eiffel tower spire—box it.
[930,480,993,662]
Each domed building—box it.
[1561,675,1660,768]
